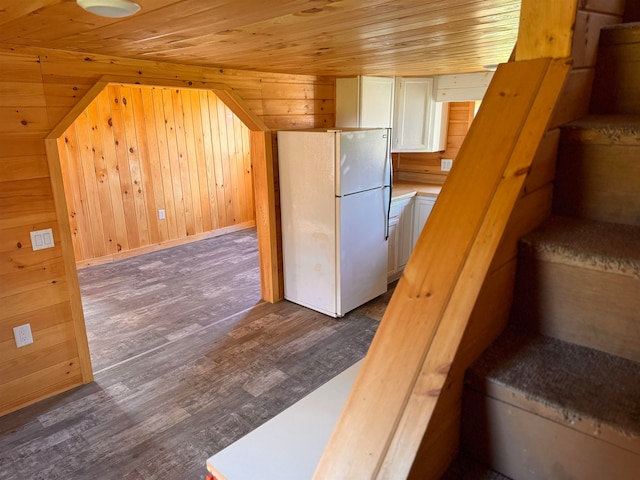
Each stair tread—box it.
[565,114,640,130]
[561,114,640,145]
[521,216,640,278]
[441,455,512,480]
[467,328,640,439]
[599,21,640,45]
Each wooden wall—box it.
[59,84,254,266]
[0,44,334,416]
[393,102,476,184]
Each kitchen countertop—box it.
[392,181,442,201]
[206,360,362,480]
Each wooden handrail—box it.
[314,57,571,479]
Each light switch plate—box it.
[441,158,453,172]
[30,228,55,251]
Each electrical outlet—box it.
[441,158,453,172]
[158,209,166,220]
[13,324,34,348]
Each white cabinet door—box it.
[336,76,394,128]
[412,196,436,249]
[387,214,399,280]
[392,77,448,153]
[387,197,414,283]
[397,199,414,272]
[359,76,395,128]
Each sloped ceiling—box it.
[0,0,521,76]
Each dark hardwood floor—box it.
[0,229,390,479]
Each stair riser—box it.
[553,142,640,226]
[461,389,640,479]
[511,255,640,362]
[591,46,640,114]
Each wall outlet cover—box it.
[14,323,34,348]
[441,158,453,172]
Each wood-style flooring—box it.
[0,229,390,479]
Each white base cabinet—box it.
[412,196,436,249]
[388,194,437,283]
[387,197,414,282]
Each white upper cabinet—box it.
[392,77,448,153]
[335,76,395,128]
[435,71,494,102]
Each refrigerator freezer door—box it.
[278,131,338,317]
[337,129,391,196]
[336,188,388,316]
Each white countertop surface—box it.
[206,360,362,480]
[392,181,441,201]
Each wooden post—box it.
[44,139,94,384]
[250,130,283,302]
[516,0,578,61]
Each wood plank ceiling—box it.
[0,0,521,77]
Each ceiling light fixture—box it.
[77,0,141,18]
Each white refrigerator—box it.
[277,128,391,317]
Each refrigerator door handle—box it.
[384,130,393,241]
[385,190,391,240]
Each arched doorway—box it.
[44,76,281,380]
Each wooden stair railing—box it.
[313,57,571,479]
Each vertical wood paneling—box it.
[152,87,178,240]
[58,84,256,264]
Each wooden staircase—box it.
[455,21,640,479]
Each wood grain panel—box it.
[0,259,66,298]
[0,302,72,344]
[0,1,520,78]
[0,357,82,416]
[58,84,255,264]
[0,82,47,107]
[3,281,69,324]
[0,221,59,254]
[0,177,55,229]
[0,133,47,156]
[0,155,50,183]
[0,52,43,82]
[0,106,50,133]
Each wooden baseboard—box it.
[76,221,256,269]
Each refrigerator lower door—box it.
[336,188,388,316]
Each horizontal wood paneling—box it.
[58,84,256,263]
[394,102,475,184]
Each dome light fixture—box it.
[77,0,141,18]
